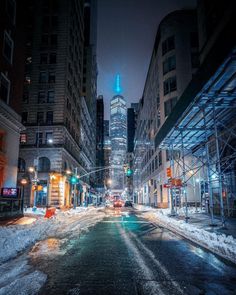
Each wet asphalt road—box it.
[32,208,236,295]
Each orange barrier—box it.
[44,207,56,218]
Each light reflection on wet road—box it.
[31,208,236,295]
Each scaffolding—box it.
[158,49,236,226]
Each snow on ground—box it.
[0,206,105,264]
[136,205,236,264]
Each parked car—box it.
[124,201,133,207]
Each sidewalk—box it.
[136,205,236,264]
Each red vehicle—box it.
[113,199,123,208]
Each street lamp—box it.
[20,178,28,213]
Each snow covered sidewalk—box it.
[135,205,236,264]
[0,207,105,264]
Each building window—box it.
[3,31,13,64]
[38,91,46,103]
[38,157,50,172]
[20,133,27,144]
[191,52,199,68]
[18,158,26,172]
[21,112,28,124]
[0,73,10,103]
[40,53,48,64]
[163,76,177,95]
[35,132,43,145]
[164,97,178,117]
[49,53,56,64]
[37,112,44,124]
[6,0,16,24]
[41,34,49,46]
[39,71,47,83]
[162,36,175,56]
[23,90,29,103]
[47,90,54,103]
[46,111,53,125]
[51,34,57,46]
[163,55,176,75]
[48,72,55,83]
[46,132,53,144]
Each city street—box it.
[18,208,236,295]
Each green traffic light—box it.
[126,168,133,177]
[70,176,78,184]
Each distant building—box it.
[110,76,127,193]
[96,96,104,188]
[103,120,111,189]
[0,0,25,216]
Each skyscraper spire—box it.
[115,74,121,93]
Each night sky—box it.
[97,0,197,118]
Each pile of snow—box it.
[0,207,105,264]
[137,205,236,264]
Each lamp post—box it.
[20,178,28,213]
[28,166,38,210]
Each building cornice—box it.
[0,100,25,134]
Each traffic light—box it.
[70,176,78,184]
[166,167,172,178]
[126,168,133,177]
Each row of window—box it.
[41,34,58,46]
[20,131,53,146]
[39,71,55,83]
[21,111,54,125]
[18,157,50,173]
[40,52,57,64]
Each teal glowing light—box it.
[115,74,121,93]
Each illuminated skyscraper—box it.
[110,75,127,192]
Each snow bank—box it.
[136,205,236,264]
[0,207,105,264]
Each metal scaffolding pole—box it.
[213,99,225,227]
[202,107,215,225]
[170,144,176,215]
[181,131,188,222]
